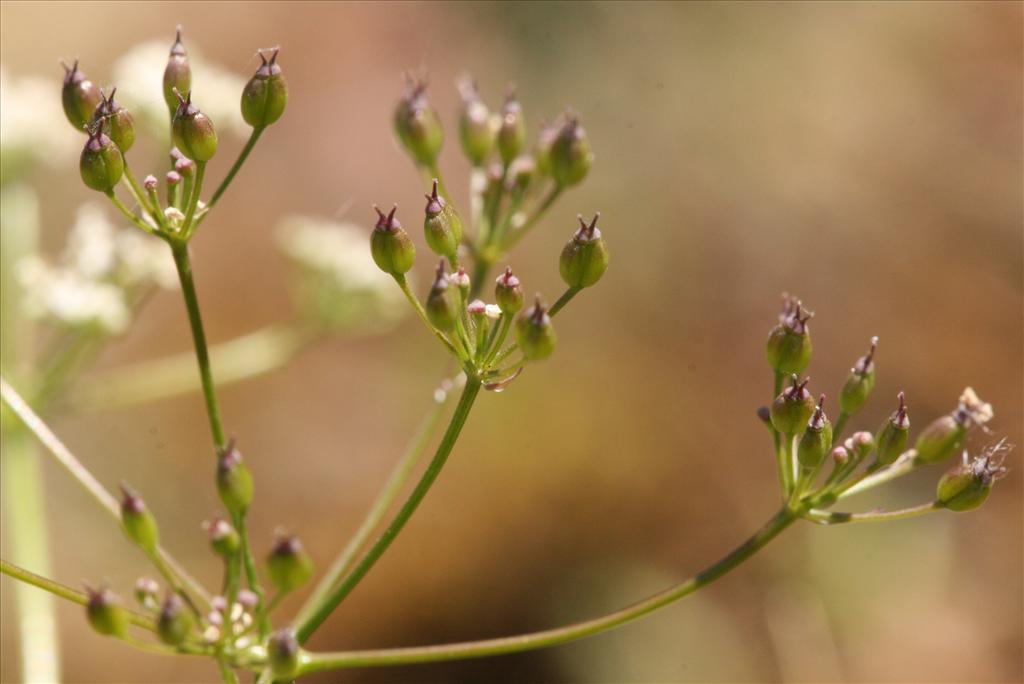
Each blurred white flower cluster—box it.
[17,204,177,334]
[112,40,248,142]
[0,69,79,181]
[276,215,406,331]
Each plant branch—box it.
[294,377,482,643]
[297,507,796,672]
[392,274,460,357]
[208,127,265,209]
[803,501,942,525]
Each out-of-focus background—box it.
[1,2,1021,682]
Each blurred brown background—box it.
[1,1,1021,682]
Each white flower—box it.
[484,304,502,319]
[111,40,248,143]
[64,204,117,279]
[17,258,130,334]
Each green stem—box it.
[122,163,158,220]
[833,412,850,440]
[0,559,156,632]
[208,127,265,209]
[548,286,581,316]
[392,274,460,357]
[298,507,796,672]
[170,242,226,449]
[502,185,563,250]
[106,191,158,236]
[835,450,917,501]
[803,501,941,525]
[294,378,483,643]
[488,286,579,367]
[1,433,61,683]
[0,378,212,605]
[183,161,207,235]
[294,391,450,627]
[235,513,265,634]
[148,549,203,620]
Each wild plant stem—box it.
[392,274,460,357]
[170,242,226,449]
[833,411,850,440]
[297,507,796,671]
[502,184,562,250]
[548,286,581,316]
[0,378,212,605]
[295,391,450,627]
[804,501,942,525]
[183,161,207,235]
[294,377,483,643]
[106,191,158,236]
[209,127,264,209]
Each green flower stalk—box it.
[61,59,101,131]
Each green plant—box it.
[0,28,1009,684]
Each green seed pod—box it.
[172,91,218,162]
[370,204,415,277]
[839,337,877,416]
[216,441,254,515]
[797,395,833,470]
[560,213,609,289]
[770,376,816,435]
[120,485,159,552]
[61,60,102,132]
[162,28,192,114]
[266,534,314,592]
[203,517,240,558]
[79,123,124,193]
[425,261,459,332]
[458,78,495,166]
[241,48,288,128]
[915,414,967,464]
[936,446,1007,512]
[495,266,524,314]
[765,295,813,376]
[157,594,194,646]
[549,118,593,187]
[875,392,910,465]
[497,92,526,166]
[134,577,160,610]
[423,180,463,259]
[516,296,557,361]
[268,629,301,678]
[394,78,443,167]
[533,121,559,177]
[92,88,135,152]
[85,586,129,638]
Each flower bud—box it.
[516,296,557,361]
[268,629,301,677]
[507,155,537,195]
[85,586,129,638]
[266,534,314,592]
[770,375,816,435]
[915,387,993,464]
[202,517,240,558]
[241,48,288,128]
[172,91,218,162]
[79,123,124,193]
[936,443,1008,512]
[495,266,524,314]
[451,267,470,298]
[838,337,877,415]
[423,180,463,259]
[134,577,160,610]
[162,28,192,114]
[61,59,102,132]
[92,88,135,152]
[497,91,526,165]
[394,77,443,166]
[216,440,254,516]
[143,174,158,192]
[166,170,181,187]
[174,156,195,179]
[765,294,812,376]
[846,431,875,461]
[560,213,609,289]
[120,485,159,551]
[797,395,832,470]
[875,392,910,465]
[425,261,459,332]
[157,594,194,646]
[458,78,495,166]
[370,205,415,277]
[549,118,593,187]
